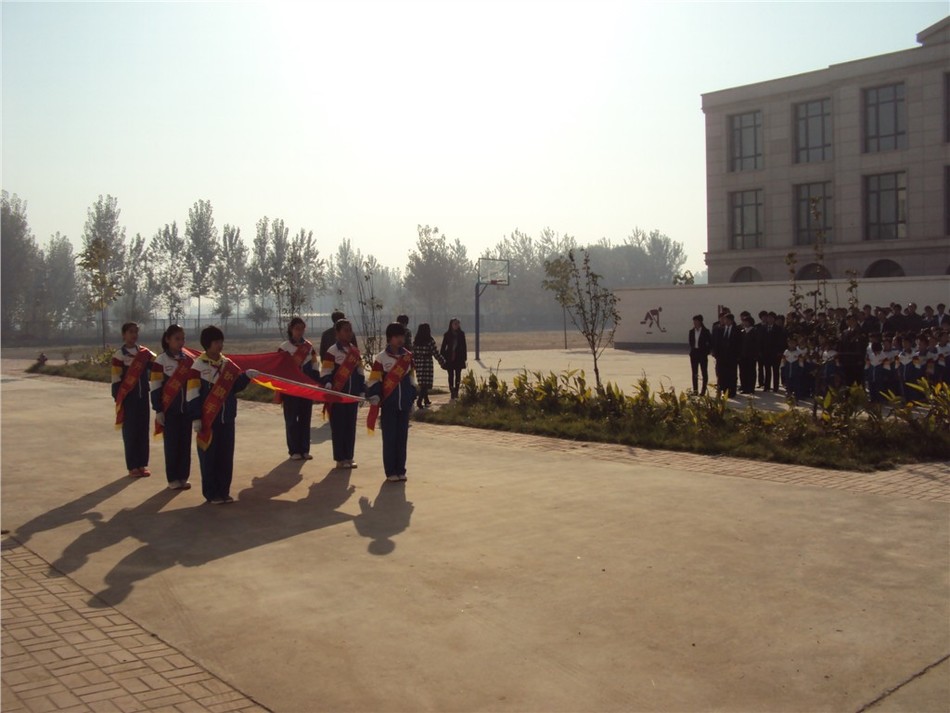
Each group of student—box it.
[111,315,470,504]
[687,301,950,402]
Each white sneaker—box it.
[386,475,401,482]
[347,460,358,469]
[302,453,314,460]
[290,454,303,461]
[167,480,182,490]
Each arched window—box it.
[730,266,763,283]
[864,259,905,278]
[795,263,832,280]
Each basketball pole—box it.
[474,280,490,361]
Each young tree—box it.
[78,195,126,347]
[212,224,248,327]
[283,228,325,321]
[405,225,453,323]
[116,232,154,323]
[42,233,79,332]
[543,249,621,390]
[0,192,40,333]
[265,218,290,329]
[246,217,272,323]
[185,199,219,326]
[148,222,188,323]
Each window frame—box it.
[730,189,764,250]
[728,110,763,172]
[794,182,834,246]
[794,98,832,163]
[863,82,907,153]
[864,172,907,241]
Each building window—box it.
[945,166,950,235]
[865,172,907,240]
[729,111,763,171]
[864,260,905,278]
[730,267,763,283]
[730,190,763,249]
[795,263,833,281]
[864,83,907,152]
[795,99,832,162]
[945,74,950,143]
[795,182,833,245]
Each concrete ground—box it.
[1,364,948,712]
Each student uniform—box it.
[150,351,199,485]
[320,342,365,463]
[366,347,417,478]
[111,345,154,472]
[189,354,250,502]
[278,339,318,457]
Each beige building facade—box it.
[701,16,950,284]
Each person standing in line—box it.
[320,319,365,470]
[738,314,758,395]
[189,325,251,504]
[150,324,198,491]
[440,318,468,400]
[687,315,711,396]
[396,314,413,351]
[320,311,346,362]
[279,317,318,461]
[366,322,417,482]
[754,310,770,390]
[717,313,741,398]
[111,322,155,478]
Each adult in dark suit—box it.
[935,303,948,329]
[688,315,711,395]
[760,312,785,392]
[716,313,741,398]
[739,315,758,394]
[754,310,769,388]
[320,311,359,361]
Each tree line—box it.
[1,190,690,345]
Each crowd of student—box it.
[688,301,950,402]
[110,315,468,504]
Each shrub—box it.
[417,369,950,471]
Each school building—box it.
[701,15,950,284]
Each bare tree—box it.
[543,248,620,390]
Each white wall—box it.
[614,275,950,348]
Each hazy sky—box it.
[2,1,947,274]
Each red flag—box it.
[227,351,363,404]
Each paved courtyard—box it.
[1,362,948,712]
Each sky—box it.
[2,1,947,275]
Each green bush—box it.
[416,369,950,471]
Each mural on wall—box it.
[639,307,667,334]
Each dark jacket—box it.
[320,327,359,362]
[688,327,711,357]
[440,330,468,369]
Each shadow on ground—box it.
[11,458,415,607]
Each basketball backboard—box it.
[477,258,510,286]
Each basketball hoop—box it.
[475,258,511,359]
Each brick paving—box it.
[413,422,950,503]
[1,539,269,713]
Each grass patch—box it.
[412,369,950,472]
